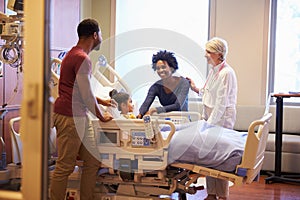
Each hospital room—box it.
[0,0,300,199]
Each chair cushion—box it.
[265,133,300,154]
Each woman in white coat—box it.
[187,37,238,200]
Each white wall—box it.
[211,0,270,105]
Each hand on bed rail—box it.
[136,107,155,119]
[148,107,158,116]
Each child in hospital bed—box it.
[109,89,136,119]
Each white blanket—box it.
[166,120,247,172]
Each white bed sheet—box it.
[164,120,247,172]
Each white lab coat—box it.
[201,61,238,129]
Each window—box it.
[270,0,300,103]
[114,0,210,107]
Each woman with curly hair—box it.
[137,50,190,118]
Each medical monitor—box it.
[96,129,120,146]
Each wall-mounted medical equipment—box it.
[0,0,24,69]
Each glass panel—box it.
[0,0,24,195]
[274,0,300,102]
[115,0,209,106]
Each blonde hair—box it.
[205,37,228,61]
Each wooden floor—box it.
[2,174,299,199]
[184,175,300,200]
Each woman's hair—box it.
[152,50,178,72]
[109,89,130,111]
[205,37,228,61]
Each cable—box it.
[0,44,21,67]
[2,67,20,108]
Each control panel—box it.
[131,131,151,147]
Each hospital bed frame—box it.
[91,112,272,199]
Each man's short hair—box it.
[77,18,100,37]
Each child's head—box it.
[109,89,134,114]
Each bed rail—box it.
[50,58,61,101]
[236,112,272,183]
[152,111,201,124]
[9,116,22,164]
[93,118,176,172]
[94,55,131,94]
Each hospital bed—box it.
[45,55,273,200]
[89,110,272,200]
[8,109,272,199]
